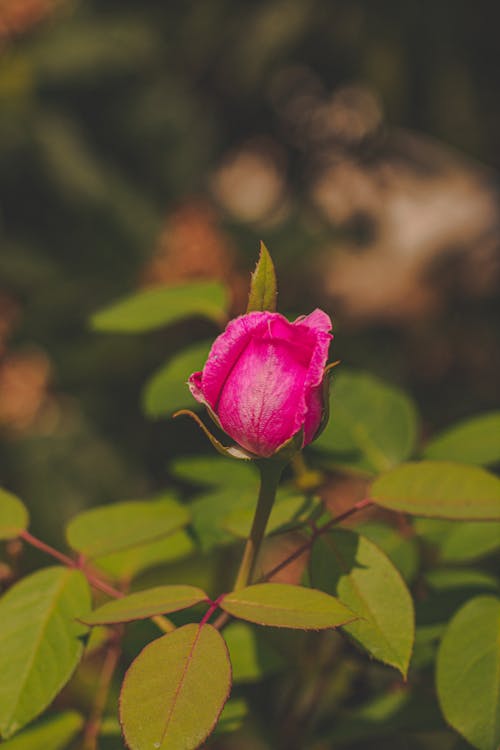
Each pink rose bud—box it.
[188,309,333,458]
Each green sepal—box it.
[246,242,277,313]
[311,360,340,443]
[269,428,305,464]
[173,410,255,461]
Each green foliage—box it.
[246,241,278,313]
[220,582,355,629]
[91,281,227,332]
[313,370,418,474]
[224,621,285,683]
[66,494,190,558]
[82,585,208,625]
[356,521,420,583]
[0,711,84,750]
[169,455,256,488]
[0,489,29,540]
[119,624,231,750]
[372,461,500,519]
[434,521,500,562]
[93,530,195,582]
[223,492,319,538]
[311,529,415,677]
[437,596,500,750]
[0,567,90,739]
[142,340,212,418]
[423,412,500,466]
[215,698,248,735]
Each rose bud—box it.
[188,309,333,458]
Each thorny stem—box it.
[19,530,175,634]
[81,627,123,750]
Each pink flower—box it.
[188,309,333,458]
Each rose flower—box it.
[189,309,332,458]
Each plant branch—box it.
[20,530,175,633]
[262,497,372,582]
[233,460,284,591]
[81,627,123,750]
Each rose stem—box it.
[232,459,285,591]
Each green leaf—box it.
[142,340,212,418]
[223,493,319,539]
[371,461,500,519]
[214,698,248,735]
[439,521,500,562]
[170,455,256,488]
[356,521,419,583]
[246,241,277,313]
[437,595,500,750]
[93,530,195,582]
[313,370,418,475]
[82,585,208,625]
[423,412,500,466]
[223,621,285,683]
[120,623,231,750]
[190,486,257,551]
[220,583,355,630]
[91,281,227,332]
[0,567,91,739]
[0,711,83,750]
[0,488,29,540]
[425,568,499,593]
[66,494,190,559]
[310,529,415,676]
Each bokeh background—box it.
[0,5,499,745]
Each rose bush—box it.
[188,309,332,457]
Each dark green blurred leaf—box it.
[313,370,418,475]
[372,462,500,519]
[423,412,500,466]
[142,340,212,418]
[437,595,500,750]
[91,281,227,332]
[425,568,499,592]
[66,495,190,558]
[169,455,257,489]
[224,621,285,683]
[93,530,195,582]
[214,698,248,735]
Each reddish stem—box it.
[20,530,122,598]
[20,530,76,567]
[262,497,373,582]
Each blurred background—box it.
[2,0,500,532]
[1,2,500,748]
